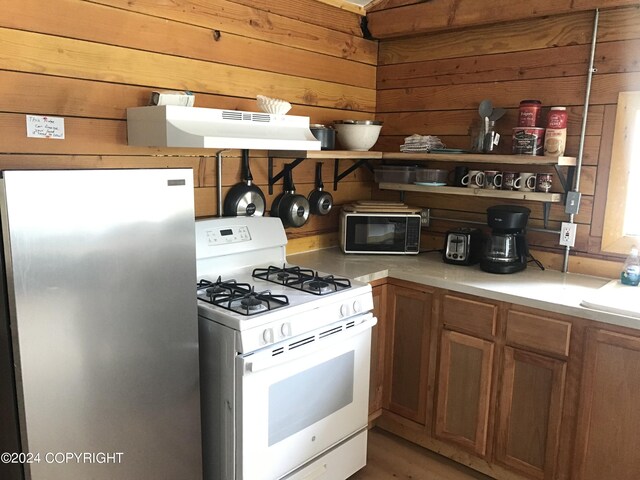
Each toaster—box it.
[443,228,483,265]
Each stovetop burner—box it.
[252,265,351,295]
[197,277,288,316]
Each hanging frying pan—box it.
[271,163,309,228]
[223,150,266,217]
[308,162,333,216]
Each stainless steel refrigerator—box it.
[0,169,202,480]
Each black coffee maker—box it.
[480,205,530,274]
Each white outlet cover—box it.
[560,222,577,247]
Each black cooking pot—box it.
[308,162,333,216]
[223,150,266,217]
[310,124,336,150]
[271,164,310,228]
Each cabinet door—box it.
[435,329,494,457]
[383,284,433,424]
[369,284,387,419]
[573,329,640,480]
[495,347,566,479]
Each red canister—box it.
[544,107,568,157]
[518,100,542,127]
[547,106,568,129]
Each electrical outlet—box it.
[420,208,430,227]
[559,222,577,247]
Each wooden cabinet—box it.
[435,329,494,456]
[379,288,576,479]
[572,328,640,480]
[434,293,498,457]
[383,281,434,424]
[495,347,566,479]
[493,310,571,479]
[368,282,387,420]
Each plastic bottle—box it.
[621,247,640,286]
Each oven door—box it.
[236,314,375,480]
[343,214,408,253]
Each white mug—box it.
[515,172,537,192]
[462,170,485,188]
[484,170,503,190]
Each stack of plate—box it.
[400,134,444,152]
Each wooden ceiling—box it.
[312,0,401,16]
[315,0,640,39]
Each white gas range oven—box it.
[196,216,376,480]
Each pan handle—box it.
[242,149,254,185]
[283,163,295,193]
[315,162,324,191]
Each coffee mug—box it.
[516,172,537,192]
[484,170,502,190]
[502,171,519,191]
[462,170,485,188]
[536,173,553,193]
[452,166,469,187]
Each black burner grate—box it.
[252,265,351,295]
[197,276,288,315]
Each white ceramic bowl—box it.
[256,95,292,115]
[333,120,383,151]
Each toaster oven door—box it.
[343,215,408,253]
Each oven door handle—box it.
[238,314,377,375]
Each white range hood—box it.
[126,105,321,150]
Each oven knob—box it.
[352,300,362,313]
[281,322,292,337]
[262,328,274,344]
[340,303,350,318]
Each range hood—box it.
[126,105,321,150]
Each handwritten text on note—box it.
[26,115,65,139]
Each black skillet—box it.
[307,162,333,216]
[223,150,266,217]
[271,163,310,228]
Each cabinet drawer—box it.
[506,310,571,357]
[442,294,498,339]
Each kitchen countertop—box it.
[288,248,640,331]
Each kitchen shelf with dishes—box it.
[376,152,576,204]
[268,150,577,201]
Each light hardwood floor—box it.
[349,428,493,480]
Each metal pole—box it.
[216,150,230,217]
[562,8,599,272]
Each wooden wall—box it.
[0,0,377,253]
[371,4,640,277]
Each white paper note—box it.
[26,115,65,139]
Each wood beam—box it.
[367,0,640,39]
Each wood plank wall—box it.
[371,4,640,277]
[0,0,377,253]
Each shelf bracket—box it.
[268,156,305,194]
[543,202,551,230]
[554,165,576,193]
[333,159,374,191]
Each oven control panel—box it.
[239,289,374,352]
[206,225,251,245]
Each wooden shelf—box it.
[268,150,383,160]
[267,151,575,196]
[381,152,577,166]
[268,150,576,166]
[378,182,563,203]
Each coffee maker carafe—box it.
[480,205,531,274]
